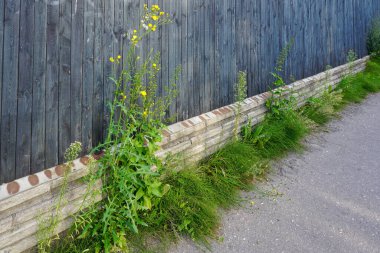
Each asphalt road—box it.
[170,93,380,253]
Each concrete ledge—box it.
[0,56,370,252]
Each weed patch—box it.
[243,111,309,160]
[51,52,380,253]
[337,56,380,105]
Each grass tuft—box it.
[243,111,309,159]
[337,56,380,105]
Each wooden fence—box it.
[0,0,379,184]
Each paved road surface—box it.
[170,93,380,253]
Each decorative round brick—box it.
[28,175,39,186]
[44,169,52,179]
[55,165,68,177]
[7,181,20,195]
[80,156,90,165]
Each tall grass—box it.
[52,56,380,252]
[337,56,380,105]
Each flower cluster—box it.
[128,4,171,46]
[109,55,122,64]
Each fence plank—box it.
[1,0,21,182]
[45,0,60,168]
[92,0,104,148]
[187,0,195,117]
[58,0,72,162]
[16,0,34,179]
[103,0,115,139]
[31,0,47,175]
[204,0,215,113]
[192,0,201,116]
[82,0,95,154]
[180,0,189,120]
[71,0,84,144]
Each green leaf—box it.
[136,188,145,200]
[143,196,152,210]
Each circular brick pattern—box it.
[28,175,39,186]
[80,156,90,165]
[44,169,52,179]
[7,181,20,195]
[55,165,68,177]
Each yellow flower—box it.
[131,35,139,45]
[152,5,160,12]
[151,25,157,31]
[133,29,137,34]
[160,12,165,16]
[143,111,148,117]
[152,15,159,21]
[109,57,115,63]
[148,23,153,28]
[140,90,147,97]
[117,55,122,59]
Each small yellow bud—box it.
[109,57,115,63]
[140,90,147,97]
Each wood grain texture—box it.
[1,0,21,182]
[16,0,34,179]
[31,0,47,174]
[58,0,72,163]
[46,0,60,168]
[1,0,379,183]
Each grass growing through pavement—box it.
[52,56,380,252]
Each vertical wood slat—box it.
[161,0,170,117]
[16,0,34,179]
[204,0,215,113]
[1,0,380,183]
[92,0,104,148]
[58,0,72,163]
[1,0,21,182]
[103,0,115,139]
[187,0,195,118]
[82,0,95,153]
[180,0,189,120]
[45,0,60,168]
[31,0,47,174]
[192,0,201,116]
[71,0,84,144]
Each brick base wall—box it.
[0,56,369,252]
